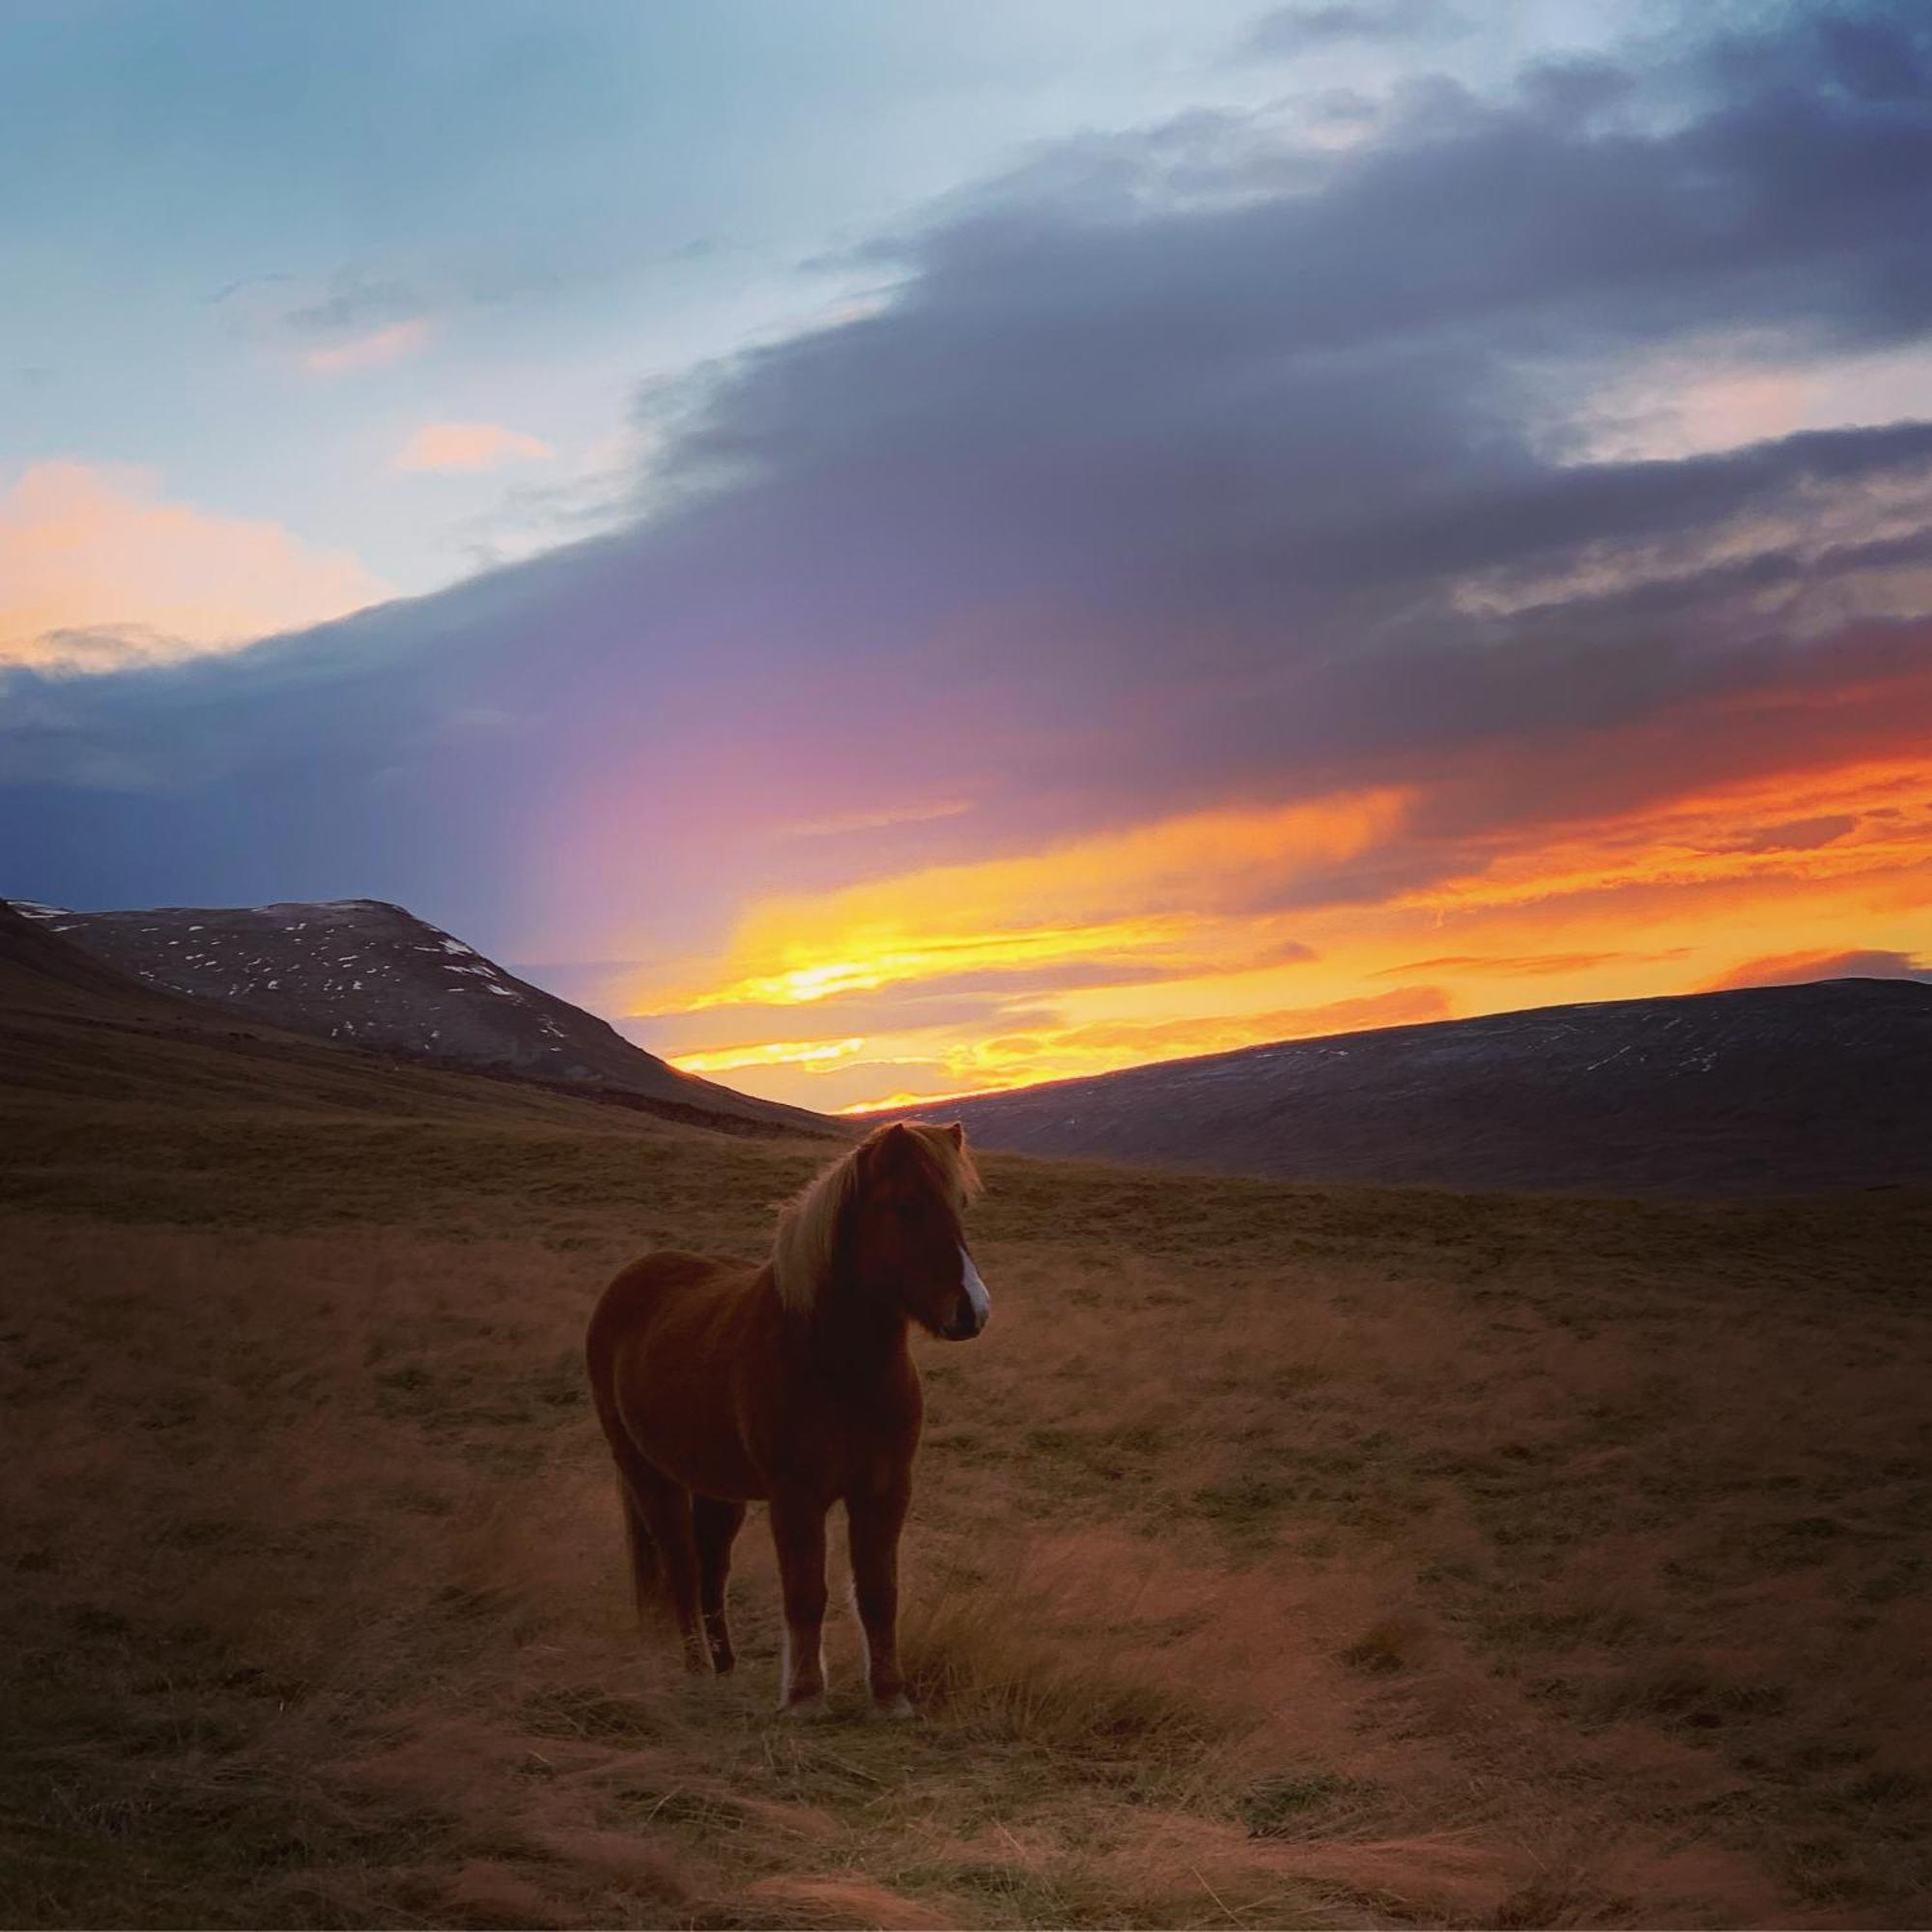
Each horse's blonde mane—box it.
[771,1122,981,1313]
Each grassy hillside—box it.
[4,1020,1929,1927]
[911,980,1932,1198]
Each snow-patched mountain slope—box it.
[904,980,1932,1196]
[1,898,217,1022]
[14,898,823,1135]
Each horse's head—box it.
[848,1120,989,1341]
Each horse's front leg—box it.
[848,1479,913,1718]
[768,1489,830,1714]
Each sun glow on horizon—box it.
[670,1036,869,1074]
[636,787,1412,1014]
[621,753,1932,1113]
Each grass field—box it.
[4,1028,1929,1927]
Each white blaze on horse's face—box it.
[952,1246,990,1339]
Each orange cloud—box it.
[1405,757,1932,920]
[394,421,554,473]
[1700,948,1930,991]
[642,785,1410,1016]
[1374,951,1673,978]
[302,318,432,375]
[672,1037,867,1074]
[624,748,1932,1113]
[0,462,387,673]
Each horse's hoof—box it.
[776,1691,832,1720]
[867,1693,920,1722]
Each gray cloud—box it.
[278,274,422,339]
[8,4,1932,952]
[1238,2,1465,62]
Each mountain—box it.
[9,897,824,1136]
[903,980,1932,1196]
[1,897,185,1017]
[0,895,808,1152]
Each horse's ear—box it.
[943,1122,965,1150]
[858,1121,914,1177]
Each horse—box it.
[583,1119,990,1716]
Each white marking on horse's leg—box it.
[851,1576,873,1684]
[778,1623,829,1713]
[960,1247,991,1326]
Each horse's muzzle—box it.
[941,1293,987,1341]
[943,1248,991,1340]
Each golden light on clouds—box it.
[649,753,1932,1113]
[650,786,1411,1014]
[0,461,387,673]
[672,1037,868,1074]
[1406,756,1932,919]
[673,919,1188,1011]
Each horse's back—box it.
[593,1246,739,1315]
[585,1249,777,1499]
[588,1249,759,1370]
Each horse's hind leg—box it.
[626,1463,709,1672]
[694,1496,747,1674]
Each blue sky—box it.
[6,2,1932,1109]
[7,0,1586,591]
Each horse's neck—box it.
[796,1268,908,1386]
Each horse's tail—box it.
[584,1286,665,1626]
[615,1467,664,1617]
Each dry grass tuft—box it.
[1340,1616,1432,1676]
[897,1538,1225,1768]
[739,1875,959,1930]
[435,1860,576,1928]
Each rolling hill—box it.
[8,896,823,1136]
[905,979,1932,1195]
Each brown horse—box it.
[584,1120,989,1716]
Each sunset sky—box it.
[5,0,1931,1111]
